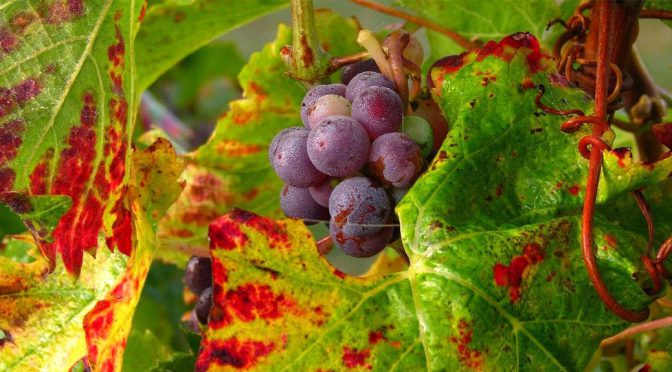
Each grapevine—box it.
[0,0,671,371]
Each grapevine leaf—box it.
[83,138,184,371]
[199,211,653,371]
[0,0,143,275]
[135,0,289,91]
[157,11,363,266]
[396,33,672,370]
[398,0,571,68]
[0,235,127,371]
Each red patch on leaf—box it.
[39,91,104,274]
[210,282,298,329]
[342,346,371,369]
[448,319,484,370]
[45,0,86,24]
[223,209,290,249]
[333,269,347,279]
[610,147,631,168]
[215,140,263,157]
[0,78,42,118]
[0,119,25,166]
[209,214,249,250]
[604,234,617,249]
[368,330,386,345]
[105,194,132,255]
[138,0,147,22]
[493,243,544,303]
[431,33,550,89]
[197,337,274,371]
[568,185,581,196]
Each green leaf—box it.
[135,0,290,91]
[0,204,25,241]
[398,0,573,73]
[0,0,143,275]
[156,11,363,266]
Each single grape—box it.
[413,97,449,150]
[280,184,330,223]
[329,176,391,237]
[269,127,326,187]
[369,132,423,188]
[184,256,212,295]
[309,179,335,208]
[351,86,403,140]
[401,115,434,158]
[300,84,346,127]
[195,287,213,325]
[307,116,370,177]
[306,94,351,129]
[341,59,380,85]
[345,71,396,101]
[330,220,392,258]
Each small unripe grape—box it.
[402,115,434,158]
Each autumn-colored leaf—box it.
[83,138,184,372]
[0,235,127,371]
[0,0,144,275]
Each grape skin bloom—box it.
[269,127,326,187]
[307,116,370,177]
[352,86,403,140]
[328,176,391,237]
[369,132,423,188]
[300,84,346,127]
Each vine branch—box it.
[600,317,672,347]
[639,8,672,20]
[349,0,479,50]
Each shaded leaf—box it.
[0,0,143,275]
[157,11,362,266]
[135,0,290,91]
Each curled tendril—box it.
[535,3,672,320]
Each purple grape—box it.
[306,94,351,129]
[184,256,212,295]
[309,179,334,208]
[280,184,329,223]
[195,287,213,325]
[341,59,380,85]
[345,71,396,101]
[328,177,391,237]
[330,220,392,258]
[307,116,370,177]
[269,127,326,187]
[369,132,423,188]
[352,86,403,140]
[300,84,346,127]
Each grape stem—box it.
[289,0,332,82]
[600,317,672,347]
[328,51,370,73]
[639,8,672,20]
[349,0,479,50]
[316,235,333,255]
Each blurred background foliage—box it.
[2,1,671,370]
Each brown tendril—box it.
[540,0,672,322]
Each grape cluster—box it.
[269,60,437,258]
[183,256,214,326]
